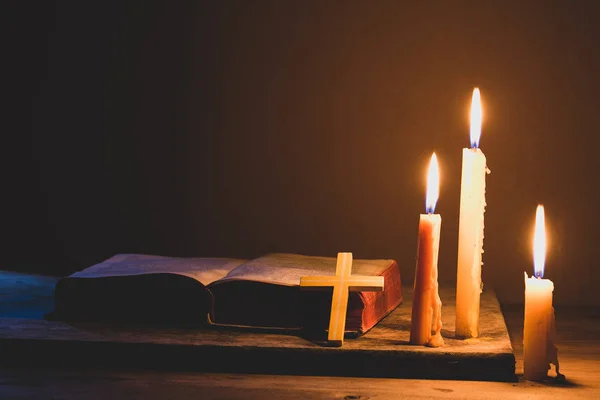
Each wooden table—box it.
[1,272,599,399]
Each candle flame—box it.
[425,153,439,214]
[533,205,546,278]
[470,88,482,148]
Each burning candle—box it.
[524,205,562,381]
[410,153,444,347]
[455,88,490,339]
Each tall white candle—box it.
[456,88,490,339]
[524,205,562,381]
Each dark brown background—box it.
[1,1,598,306]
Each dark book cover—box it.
[49,253,403,334]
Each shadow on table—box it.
[517,374,585,388]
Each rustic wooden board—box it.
[0,272,515,381]
[1,306,596,399]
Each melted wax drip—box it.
[426,248,444,348]
[548,307,565,381]
[479,164,491,292]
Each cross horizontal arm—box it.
[299,276,339,288]
[347,276,384,292]
[300,275,384,291]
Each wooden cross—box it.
[299,252,384,346]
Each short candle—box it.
[410,153,444,347]
[523,205,562,381]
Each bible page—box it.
[216,253,393,286]
[70,254,247,285]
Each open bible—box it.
[49,253,403,335]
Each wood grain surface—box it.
[4,272,598,399]
[2,306,598,400]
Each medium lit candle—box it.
[455,88,490,339]
[410,153,444,347]
[524,205,562,381]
